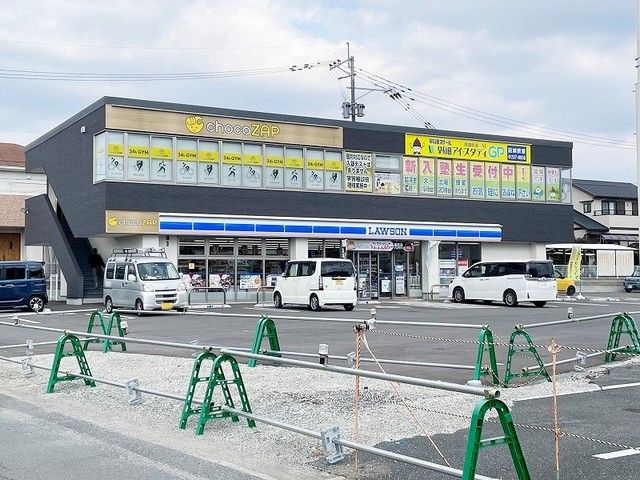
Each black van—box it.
[0,261,48,312]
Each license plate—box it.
[335,279,344,285]
[161,302,173,310]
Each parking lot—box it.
[1,296,639,479]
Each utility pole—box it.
[348,42,356,122]
[330,42,366,121]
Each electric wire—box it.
[356,67,635,149]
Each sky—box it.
[0,0,636,182]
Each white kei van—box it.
[273,258,357,311]
[448,260,557,307]
[103,248,187,313]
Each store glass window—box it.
[375,154,401,171]
[210,237,234,256]
[324,151,343,191]
[178,237,205,256]
[305,149,324,190]
[237,259,263,290]
[266,238,288,256]
[285,147,304,189]
[127,133,151,181]
[198,140,220,184]
[308,239,323,258]
[265,259,287,287]
[150,136,172,182]
[106,132,125,180]
[176,138,197,184]
[265,145,285,189]
[221,142,242,186]
[438,243,481,282]
[94,132,107,182]
[238,237,262,256]
[177,259,206,287]
[308,239,341,258]
[242,143,263,188]
[208,259,235,288]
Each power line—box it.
[0,60,332,82]
[355,67,635,150]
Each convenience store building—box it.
[24,97,574,302]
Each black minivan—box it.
[0,261,48,312]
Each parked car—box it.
[624,266,640,293]
[273,258,357,311]
[554,270,576,296]
[0,260,48,312]
[103,248,187,313]
[449,260,557,307]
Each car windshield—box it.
[631,266,640,277]
[137,262,179,281]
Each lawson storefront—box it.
[24,97,574,302]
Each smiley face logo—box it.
[185,115,204,133]
[108,217,119,227]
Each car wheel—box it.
[566,285,576,296]
[533,301,547,308]
[344,304,355,311]
[28,295,44,313]
[625,287,633,293]
[452,287,465,303]
[273,292,283,309]
[135,299,144,315]
[503,290,518,307]
[105,296,113,313]
[309,294,320,311]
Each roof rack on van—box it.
[110,248,167,260]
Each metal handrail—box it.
[428,283,449,301]
[256,286,275,304]
[187,286,227,306]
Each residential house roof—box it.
[573,178,637,200]
[573,210,608,232]
[0,143,25,167]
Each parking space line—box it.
[593,448,640,460]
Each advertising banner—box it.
[469,161,485,199]
[452,160,468,197]
[561,168,572,203]
[402,157,419,194]
[485,163,500,199]
[516,165,531,200]
[500,164,516,199]
[405,133,530,164]
[531,166,546,201]
[375,172,401,195]
[436,159,452,196]
[419,158,435,195]
[345,152,373,192]
[567,246,582,281]
[545,167,561,202]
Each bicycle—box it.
[108,157,123,171]
[180,162,194,176]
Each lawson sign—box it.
[157,215,502,242]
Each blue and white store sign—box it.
[158,214,502,242]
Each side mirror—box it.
[128,274,137,282]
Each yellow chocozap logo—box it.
[108,217,119,227]
[185,115,204,133]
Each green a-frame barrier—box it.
[473,327,500,385]
[179,352,255,434]
[83,310,126,353]
[47,334,96,393]
[605,313,640,362]
[462,398,531,479]
[247,315,281,367]
[503,328,550,386]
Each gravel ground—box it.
[0,349,635,479]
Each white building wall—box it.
[481,242,546,261]
[0,169,46,196]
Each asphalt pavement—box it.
[1,296,639,479]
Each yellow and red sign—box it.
[405,134,530,164]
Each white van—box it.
[448,260,557,307]
[273,258,357,311]
[103,248,187,312]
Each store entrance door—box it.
[352,250,407,300]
